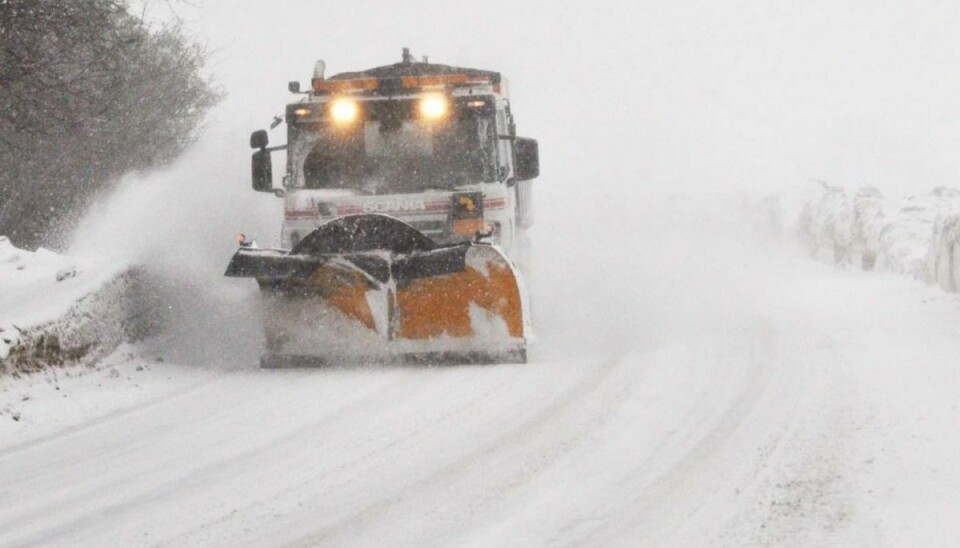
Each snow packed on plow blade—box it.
[224,215,529,365]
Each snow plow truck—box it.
[225,50,540,367]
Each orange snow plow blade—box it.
[307,263,378,332]
[394,246,524,340]
[225,215,528,364]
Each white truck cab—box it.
[249,51,539,261]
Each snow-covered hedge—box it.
[800,184,960,291]
[0,237,146,376]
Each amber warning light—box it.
[451,192,485,237]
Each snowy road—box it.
[2,205,960,547]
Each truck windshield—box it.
[289,99,497,194]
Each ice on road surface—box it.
[2,197,959,547]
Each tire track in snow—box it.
[150,365,528,547]
[537,323,786,547]
[0,368,410,547]
[573,327,867,547]
[0,372,222,460]
[290,351,640,547]
[2,361,558,547]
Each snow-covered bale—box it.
[0,237,143,375]
[849,187,885,269]
[799,183,857,266]
[924,189,960,292]
[800,185,960,289]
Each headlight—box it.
[419,95,449,120]
[330,98,359,124]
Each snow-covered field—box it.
[2,195,960,546]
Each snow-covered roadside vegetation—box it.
[800,183,960,292]
[0,236,144,376]
[0,1,219,249]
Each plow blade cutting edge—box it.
[225,215,529,365]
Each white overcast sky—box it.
[142,0,960,197]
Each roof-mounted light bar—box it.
[312,77,379,93]
[400,74,492,88]
[311,73,498,94]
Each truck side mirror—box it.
[250,129,268,149]
[288,81,301,93]
[515,137,539,181]
[252,149,273,192]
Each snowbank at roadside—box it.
[799,183,960,291]
[0,236,136,375]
